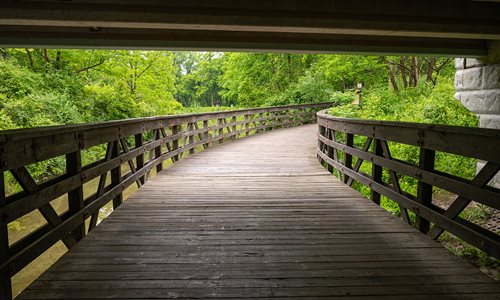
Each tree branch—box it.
[76,58,105,73]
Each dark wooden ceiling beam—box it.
[0,26,486,56]
[0,0,497,55]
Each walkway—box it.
[18,125,499,299]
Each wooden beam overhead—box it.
[0,0,498,55]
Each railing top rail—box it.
[0,102,333,142]
[317,109,500,164]
[317,110,500,138]
[316,109,500,259]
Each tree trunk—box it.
[388,63,399,93]
[25,49,35,70]
[410,57,419,87]
[42,49,50,63]
[399,57,408,88]
[426,58,436,83]
[55,51,61,69]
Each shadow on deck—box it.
[17,125,499,299]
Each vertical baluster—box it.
[258,113,263,133]
[370,139,383,205]
[344,133,354,184]
[203,120,209,148]
[0,170,12,300]
[326,129,334,173]
[154,129,163,172]
[244,115,250,137]
[66,150,85,240]
[188,123,195,154]
[218,118,224,144]
[318,125,326,163]
[232,116,237,140]
[135,133,145,184]
[416,148,435,233]
[172,125,180,162]
[110,141,123,209]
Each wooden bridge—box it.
[1,103,499,299]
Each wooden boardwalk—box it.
[18,125,499,299]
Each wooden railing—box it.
[316,109,500,259]
[0,102,331,299]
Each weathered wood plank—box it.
[16,125,499,300]
[0,171,12,300]
[66,150,85,241]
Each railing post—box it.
[66,150,85,241]
[0,171,12,300]
[231,116,237,140]
[172,125,180,162]
[135,133,145,184]
[218,118,224,144]
[326,129,334,173]
[154,129,163,172]
[370,139,383,205]
[416,148,435,233]
[258,113,263,133]
[188,123,195,154]
[317,124,326,163]
[203,120,209,148]
[244,115,250,137]
[110,141,123,209]
[344,133,354,184]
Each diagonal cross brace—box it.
[10,167,77,248]
[346,137,373,187]
[379,140,411,224]
[89,142,113,232]
[428,162,500,240]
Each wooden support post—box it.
[0,171,12,300]
[258,113,263,132]
[135,133,145,184]
[188,123,195,154]
[344,133,354,184]
[326,129,334,174]
[218,118,224,144]
[317,125,326,163]
[244,115,250,137]
[416,148,435,233]
[66,150,85,241]
[110,141,123,209]
[203,120,209,148]
[370,139,383,205]
[154,129,163,172]
[172,125,180,161]
[232,116,237,140]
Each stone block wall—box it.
[455,57,500,187]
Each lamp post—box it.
[353,82,363,106]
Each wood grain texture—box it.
[17,125,499,299]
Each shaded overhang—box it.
[0,0,499,56]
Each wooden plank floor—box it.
[18,125,499,299]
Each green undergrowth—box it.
[327,79,499,277]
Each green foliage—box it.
[219,53,314,107]
[315,55,387,90]
[1,48,495,272]
[329,78,478,202]
[175,52,225,107]
[0,49,181,127]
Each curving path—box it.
[18,125,499,299]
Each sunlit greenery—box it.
[2,48,496,273]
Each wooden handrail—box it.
[316,109,500,259]
[0,102,332,300]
